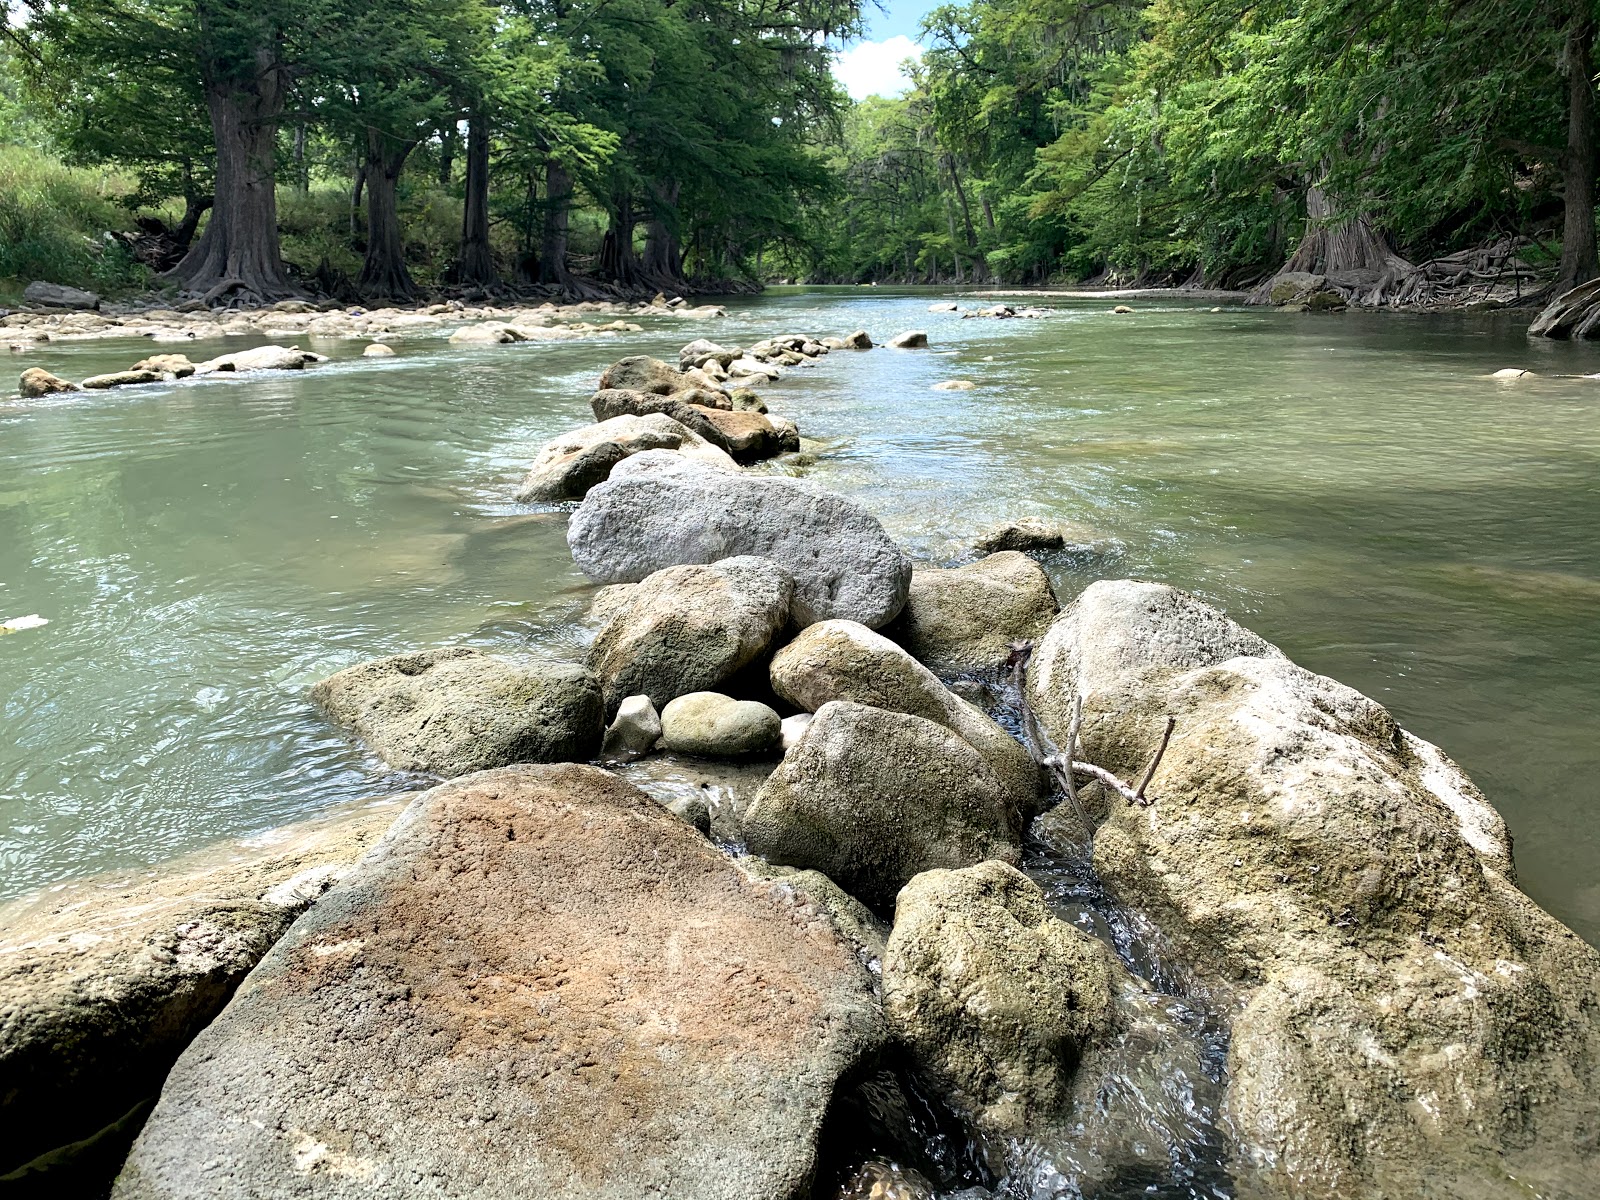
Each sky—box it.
[832,0,935,102]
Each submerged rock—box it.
[113,764,885,1200]
[516,413,734,502]
[193,345,326,373]
[568,451,912,629]
[362,343,395,357]
[129,354,196,378]
[80,369,161,389]
[769,619,1039,817]
[931,379,975,391]
[743,701,1020,909]
[887,552,1058,676]
[883,861,1117,1141]
[311,647,603,777]
[1026,579,1600,1198]
[587,555,793,715]
[887,330,929,349]
[660,692,782,757]
[0,798,404,1178]
[18,367,78,397]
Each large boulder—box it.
[769,619,1039,816]
[0,798,404,1178]
[113,765,886,1200]
[883,861,1116,1140]
[193,346,325,374]
[886,552,1058,676]
[22,281,99,310]
[587,556,794,715]
[1026,579,1600,1199]
[685,406,794,463]
[311,647,603,777]
[742,701,1020,909]
[80,369,161,390]
[568,452,912,630]
[18,367,78,398]
[515,413,734,502]
[598,354,689,394]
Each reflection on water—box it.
[2,292,1598,952]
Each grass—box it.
[0,144,150,303]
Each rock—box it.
[727,356,782,381]
[887,330,928,349]
[18,367,78,398]
[588,556,794,716]
[769,619,1039,816]
[1111,304,1134,314]
[883,861,1117,1141]
[678,338,738,369]
[568,451,913,630]
[741,861,888,967]
[743,701,1020,909]
[1304,288,1345,311]
[516,413,735,502]
[362,343,395,357]
[588,389,751,457]
[832,1160,938,1200]
[22,281,99,310]
[729,387,767,413]
[0,797,404,1177]
[928,302,959,312]
[840,330,874,349]
[79,369,161,389]
[780,712,812,753]
[1266,271,1326,306]
[1491,367,1531,379]
[447,323,519,344]
[598,354,688,394]
[193,345,325,373]
[686,406,791,463]
[599,694,661,763]
[660,692,782,757]
[886,552,1058,676]
[129,354,196,378]
[610,754,774,843]
[113,765,885,1200]
[931,379,974,391]
[972,516,1107,555]
[311,647,603,777]
[1026,580,1600,1198]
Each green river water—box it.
[2,288,1597,949]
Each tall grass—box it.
[0,145,149,301]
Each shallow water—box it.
[2,290,1598,951]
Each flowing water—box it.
[3,288,1598,958]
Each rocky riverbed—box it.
[1,323,1596,1199]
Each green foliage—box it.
[0,145,150,299]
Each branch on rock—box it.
[1005,641,1174,813]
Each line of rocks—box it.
[4,324,1596,1198]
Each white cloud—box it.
[832,36,920,102]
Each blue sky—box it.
[833,0,936,101]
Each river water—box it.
[2,288,1597,953]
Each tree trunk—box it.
[1249,182,1399,305]
[1558,7,1599,292]
[350,164,366,239]
[597,193,640,286]
[175,193,213,252]
[539,159,574,286]
[357,128,419,302]
[641,179,684,288]
[293,123,308,192]
[164,45,298,303]
[438,124,457,187]
[457,115,496,286]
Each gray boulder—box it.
[18,367,78,398]
[23,281,99,310]
[886,552,1058,676]
[194,346,326,374]
[883,861,1116,1140]
[568,451,912,629]
[598,354,689,394]
[311,647,603,777]
[769,619,1039,817]
[841,330,873,349]
[0,798,403,1177]
[1026,579,1600,1199]
[660,692,782,757]
[678,339,739,369]
[113,764,885,1200]
[599,694,661,763]
[742,701,1020,908]
[972,516,1108,555]
[515,413,734,502]
[80,369,161,389]
[738,860,889,969]
[130,354,197,378]
[887,330,928,349]
[588,556,794,715]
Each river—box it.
[2,288,1597,952]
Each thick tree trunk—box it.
[641,179,685,288]
[1558,9,1599,292]
[1249,183,1402,305]
[357,129,419,302]
[350,164,366,239]
[538,160,574,286]
[597,194,640,286]
[164,46,298,303]
[457,116,496,287]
